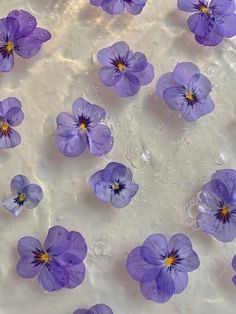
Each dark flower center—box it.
[0,121,11,136]
[124,0,133,3]
[184,90,198,105]
[77,115,91,132]
[0,41,14,57]
[14,193,27,206]
[215,200,233,224]
[162,250,182,268]
[111,55,129,73]
[194,1,210,14]
[32,248,52,267]
[110,180,125,195]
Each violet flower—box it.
[177,0,236,46]
[73,304,113,314]
[0,9,51,72]
[56,98,113,157]
[197,169,236,242]
[90,162,139,208]
[156,62,214,121]
[90,0,147,15]
[16,226,87,292]
[127,233,200,303]
[0,97,24,148]
[2,175,43,216]
[97,41,154,97]
[232,255,236,286]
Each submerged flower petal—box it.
[156,72,179,98]
[56,133,87,157]
[87,124,114,156]
[134,63,154,86]
[101,0,125,15]
[141,234,168,265]
[31,27,52,43]
[125,0,147,15]
[23,184,43,209]
[89,304,113,314]
[10,175,29,195]
[0,128,21,148]
[177,0,200,12]
[8,9,37,36]
[65,262,86,289]
[99,66,121,87]
[97,41,130,66]
[15,36,42,58]
[172,62,200,87]
[114,72,140,97]
[2,196,23,216]
[44,226,71,256]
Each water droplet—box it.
[92,54,97,64]
[141,150,151,162]
[214,153,225,165]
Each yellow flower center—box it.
[200,6,209,13]
[0,121,9,131]
[221,206,230,216]
[112,182,120,190]
[18,194,26,202]
[79,122,87,131]
[5,41,14,53]
[118,63,126,72]
[164,256,175,267]
[39,252,51,263]
[185,90,193,101]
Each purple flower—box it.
[73,304,113,314]
[177,0,236,46]
[156,62,214,121]
[97,41,154,97]
[197,169,236,242]
[232,255,236,286]
[2,175,43,216]
[0,9,51,72]
[56,98,113,157]
[0,97,24,148]
[16,225,87,292]
[90,0,147,15]
[90,162,139,208]
[126,233,200,303]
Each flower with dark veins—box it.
[0,9,51,72]
[90,162,139,208]
[90,0,147,15]
[73,304,113,314]
[127,233,200,303]
[2,175,43,216]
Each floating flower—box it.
[2,175,43,216]
[16,225,87,292]
[97,41,154,97]
[90,162,139,208]
[127,233,200,303]
[0,9,51,72]
[0,97,24,148]
[56,98,113,157]
[90,0,147,15]
[197,169,236,242]
[232,255,236,286]
[156,62,214,121]
[177,0,236,46]
[73,304,113,314]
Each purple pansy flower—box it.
[73,304,113,314]
[0,97,24,148]
[127,233,200,303]
[16,226,87,292]
[177,0,236,46]
[56,98,113,157]
[2,175,43,216]
[97,41,154,97]
[0,9,51,72]
[232,255,236,286]
[90,0,147,15]
[90,162,139,208]
[156,62,214,121]
[197,169,236,242]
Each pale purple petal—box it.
[89,304,113,314]
[195,25,223,46]
[31,27,51,43]
[177,0,200,12]
[91,0,103,5]
[220,14,236,38]
[187,13,210,38]
[232,255,236,272]
[15,36,42,58]
[125,182,139,198]
[17,236,43,258]
[38,261,69,292]
[93,181,112,202]
[134,63,154,86]
[188,73,212,98]
[125,0,147,15]
[73,310,87,314]
[4,107,24,127]
[65,262,86,289]
[128,52,147,72]
[0,128,21,148]
[101,0,125,15]
[210,180,230,203]
[0,54,14,72]
[233,275,236,286]
[210,0,234,15]
[163,86,186,111]
[44,226,72,255]
[0,97,22,116]
[56,112,77,135]
[56,133,87,157]
[87,124,114,156]
[141,234,168,265]
[114,72,140,97]
[99,66,121,87]
[17,257,42,278]
[23,184,43,209]
[156,72,179,98]
[0,17,19,40]
[10,175,29,194]
[97,41,129,66]
[212,169,236,198]
[8,10,36,36]
[111,189,132,208]
[171,269,188,294]
[126,246,156,281]
[2,197,23,216]
[172,62,200,87]
[181,96,214,121]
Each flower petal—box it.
[141,234,168,265]
[0,97,22,116]
[4,107,24,127]
[220,14,236,38]
[73,310,87,314]
[87,124,114,156]
[125,182,139,198]
[212,169,236,198]
[17,236,43,258]
[187,13,210,38]
[90,170,103,192]
[125,0,147,15]
[31,27,52,43]
[15,36,42,58]
[99,66,121,87]
[72,98,106,126]
[126,246,156,281]
[17,257,42,278]
[172,62,200,87]
[209,0,235,15]
[232,275,236,286]
[195,24,223,46]
[97,41,129,66]
[134,63,154,86]
[89,304,113,314]
[232,255,236,272]
[177,0,200,12]
[156,72,179,98]
[140,268,175,303]
[163,86,186,111]
[24,184,43,209]
[38,261,69,292]
[0,17,19,40]
[128,52,147,72]
[65,262,86,289]
[188,73,212,98]
[0,128,21,148]
[114,72,140,97]
[181,96,214,121]
[10,175,29,194]
[210,180,230,203]
[56,133,87,157]
[101,0,125,15]
[111,189,132,208]
[171,269,188,294]
[0,54,14,72]
[8,10,36,36]
[2,196,23,216]
[44,226,71,255]
[94,181,112,202]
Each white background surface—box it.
[0,0,236,313]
